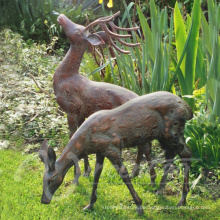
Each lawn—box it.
[0,149,219,220]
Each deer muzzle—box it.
[57,14,66,25]
[41,190,52,204]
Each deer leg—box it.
[177,144,192,206]
[78,118,92,177]
[82,155,92,177]
[83,153,105,211]
[67,115,77,138]
[72,162,81,185]
[109,153,143,215]
[130,146,143,179]
[157,148,175,195]
[67,115,82,184]
[142,142,157,185]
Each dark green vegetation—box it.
[0,0,98,43]
[0,0,219,219]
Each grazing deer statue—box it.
[54,11,156,184]
[40,91,193,215]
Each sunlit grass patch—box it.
[0,149,219,220]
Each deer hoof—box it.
[72,178,79,185]
[83,204,93,211]
[150,181,156,187]
[83,166,92,177]
[136,205,144,216]
[130,165,140,179]
[156,189,163,195]
[177,199,186,206]
[150,177,156,186]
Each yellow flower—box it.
[193,86,205,97]
[99,0,113,8]
[107,0,113,8]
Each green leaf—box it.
[137,5,155,62]
[90,59,115,76]
[201,11,212,56]
[121,2,134,23]
[172,0,201,110]
[150,0,159,46]
[195,39,206,88]
[103,65,112,83]
[170,55,188,95]
[184,0,201,94]
[174,2,187,76]
[108,55,117,85]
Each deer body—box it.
[54,73,138,128]
[40,91,193,215]
[53,13,153,183]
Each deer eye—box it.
[51,177,56,183]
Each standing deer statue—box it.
[39,91,193,215]
[54,11,156,184]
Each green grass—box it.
[0,149,219,220]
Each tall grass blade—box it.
[137,5,155,62]
[172,0,201,109]
[90,59,114,76]
[108,55,117,85]
[184,0,201,94]
[205,1,220,122]
[201,11,212,56]
[174,2,187,76]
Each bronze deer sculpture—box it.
[54,11,156,184]
[40,91,193,215]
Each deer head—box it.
[39,139,63,204]
[57,11,140,54]
[57,14,105,46]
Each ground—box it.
[0,149,219,220]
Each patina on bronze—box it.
[39,91,193,215]
[54,11,155,184]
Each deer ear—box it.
[48,147,56,172]
[39,139,49,163]
[86,33,105,46]
[39,139,56,172]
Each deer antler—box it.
[85,11,121,31]
[85,11,140,54]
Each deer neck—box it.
[55,42,88,78]
[56,139,84,176]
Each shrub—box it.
[185,88,220,172]
[0,29,68,148]
[0,0,96,43]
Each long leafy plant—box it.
[203,0,220,123]
[99,0,175,95]
[0,0,96,42]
